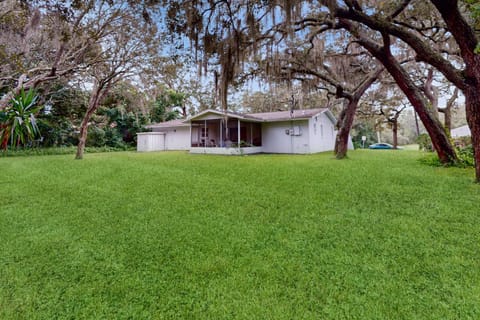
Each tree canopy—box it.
[2,0,480,181]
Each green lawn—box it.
[1,150,479,319]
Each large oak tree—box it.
[319,0,480,180]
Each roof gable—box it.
[187,109,262,122]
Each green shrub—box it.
[0,146,134,157]
[416,133,433,151]
[104,127,128,148]
[419,144,475,168]
[0,88,42,150]
[86,127,106,147]
[457,145,475,167]
[37,119,78,147]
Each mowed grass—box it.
[1,150,479,319]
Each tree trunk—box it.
[75,110,93,160]
[333,67,384,159]
[392,120,398,149]
[75,82,109,160]
[383,62,456,163]
[386,66,455,161]
[334,98,357,159]
[430,0,480,180]
[439,87,458,136]
[464,87,480,182]
[355,34,457,163]
[444,106,452,135]
[337,20,457,163]
[181,103,187,118]
[424,68,440,119]
[414,111,420,136]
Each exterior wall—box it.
[139,112,346,154]
[137,132,165,152]
[451,125,471,138]
[165,127,190,150]
[308,113,336,153]
[348,135,354,150]
[137,126,190,152]
[308,113,354,152]
[151,126,190,150]
[261,120,310,154]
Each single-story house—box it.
[451,125,471,138]
[137,108,353,154]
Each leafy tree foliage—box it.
[151,90,184,123]
[36,83,88,147]
[351,122,377,149]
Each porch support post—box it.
[237,119,241,148]
[189,122,192,148]
[204,119,207,148]
[197,123,200,147]
[250,122,253,145]
[220,119,222,147]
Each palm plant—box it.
[0,88,42,150]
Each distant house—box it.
[137,108,353,154]
[451,125,471,138]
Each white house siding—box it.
[137,132,165,152]
[451,125,471,138]
[308,113,336,153]
[348,136,354,149]
[261,120,310,154]
[152,126,190,150]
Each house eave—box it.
[146,123,190,129]
[187,109,263,122]
[263,117,311,122]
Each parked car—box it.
[368,143,402,149]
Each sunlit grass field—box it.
[1,150,479,319]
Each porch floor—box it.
[189,147,263,155]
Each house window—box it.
[320,124,323,137]
[314,123,317,135]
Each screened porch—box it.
[190,118,262,154]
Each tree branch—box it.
[333,5,466,89]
